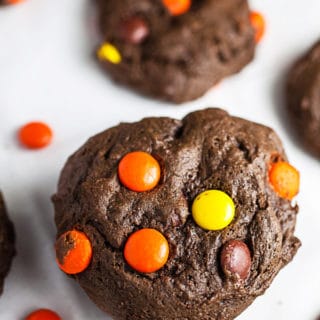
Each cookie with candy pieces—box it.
[53,108,300,320]
[94,0,262,103]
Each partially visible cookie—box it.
[287,40,320,158]
[0,192,15,295]
[95,0,256,103]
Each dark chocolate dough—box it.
[0,192,15,295]
[287,40,320,158]
[95,0,256,103]
[53,108,300,320]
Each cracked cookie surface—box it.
[53,108,300,320]
[95,0,256,103]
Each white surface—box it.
[0,0,319,319]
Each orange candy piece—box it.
[269,161,300,200]
[19,122,53,149]
[25,309,61,320]
[162,0,191,16]
[124,228,169,273]
[118,151,161,192]
[250,11,266,43]
[55,230,92,275]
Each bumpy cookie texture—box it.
[53,108,300,320]
[0,193,15,295]
[95,0,256,103]
[287,40,320,158]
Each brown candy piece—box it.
[220,240,251,281]
[120,17,149,44]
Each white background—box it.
[0,0,320,319]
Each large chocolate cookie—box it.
[287,40,320,158]
[95,0,256,103]
[53,108,300,320]
[0,193,15,295]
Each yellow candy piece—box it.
[192,190,235,231]
[97,42,122,64]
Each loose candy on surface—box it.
[25,309,61,320]
[192,190,235,231]
[55,230,93,275]
[18,122,53,149]
[124,228,169,273]
[118,151,161,192]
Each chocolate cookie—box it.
[95,0,256,103]
[53,108,300,320]
[287,40,320,158]
[0,193,15,295]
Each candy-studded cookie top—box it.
[95,0,256,103]
[53,108,300,320]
